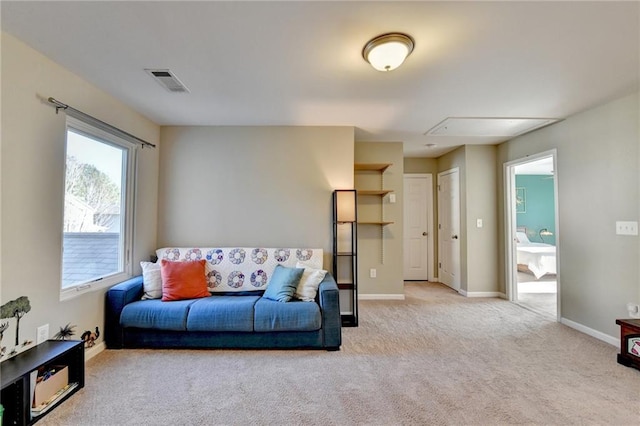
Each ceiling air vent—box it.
[144,69,190,93]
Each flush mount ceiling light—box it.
[362,33,414,72]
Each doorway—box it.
[438,168,461,292]
[505,152,559,320]
[403,174,434,281]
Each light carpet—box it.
[40,282,639,425]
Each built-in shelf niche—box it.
[354,163,394,226]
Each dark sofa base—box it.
[120,328,340,351]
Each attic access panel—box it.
[426,117,559,137]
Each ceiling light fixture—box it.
[362,33,414,72]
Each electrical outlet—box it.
[36,324,49,344]
[389,193,396,203]
[370,268,377,278]
[627,303,640,319]
[616,221,638,236]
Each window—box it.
[61,117,136,299]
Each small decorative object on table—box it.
[54,323,76,340]
[81,327,100,348]
[615,318,640,371]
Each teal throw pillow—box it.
[263,265,304,302]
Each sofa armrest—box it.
[317,274,342,349]
[105,275,144,348]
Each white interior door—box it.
[403,175,433,280]
[438,169,460,291]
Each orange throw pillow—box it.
[160,259,210,301]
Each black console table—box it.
[1,340,84,425]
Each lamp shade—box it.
[363,33,414,72]
[335,190,357,222]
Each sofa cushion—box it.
[120,299,198,331]
[262,265,304,302]
[254,297,321,332]
[186,295,260,332]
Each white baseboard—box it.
[560,317,619,347]
[359,294,405,301]
[84,341,106,361]
[459,289,506,298]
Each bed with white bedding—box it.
[516,231,556,279]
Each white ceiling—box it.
[2,1,638,157]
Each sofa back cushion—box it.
[155,247,323,293]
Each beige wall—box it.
[158,126,354,268]
[497,91,639,338]
[403,157,438,175]
[0,32,160,354]
[436,146,499,294]
[355,142,404,296]
[464,145,499,293]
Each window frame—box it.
[60,116,137,301]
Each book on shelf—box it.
[31,382,79,416]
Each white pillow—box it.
[140,261,162,299]
[294,261,327,302]
[516,231,530,244]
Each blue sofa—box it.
[105,274,342,351]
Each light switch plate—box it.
[476,219,483,228]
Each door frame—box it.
[504,149,561,321]
[403,173,435,281]
[437,167,461,291]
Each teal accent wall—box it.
[516,175,556,245]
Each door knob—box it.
[422,232,428,236]
[452,235,459,239]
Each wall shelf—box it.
[358,190,393,196]
[354,163,392,172]
[354,163,393,227]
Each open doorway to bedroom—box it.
[506,152,559,320]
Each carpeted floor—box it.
[39,282,639,425]
[517,271,557,319]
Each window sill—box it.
[60,273,131,301]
